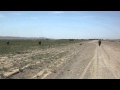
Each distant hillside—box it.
[0,36,51,40]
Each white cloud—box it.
[52,11,64,14]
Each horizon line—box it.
[0,35,120,40]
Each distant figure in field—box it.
[98,40,101,46]
[39,41,41,45]
[7,41,9,45]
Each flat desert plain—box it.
[0,40,120,79]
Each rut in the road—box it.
[45,41,120,79]
[81,43,119,79]
[46,43,96,79]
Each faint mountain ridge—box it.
[0,36,52,40]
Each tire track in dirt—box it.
[88,46,98,79]
[46,41,120,79]
[45,42,96,79]
[79,42,98,79]
[100,45,120,79]
[79,56,94,79]
[31,41,120,79]
[97,45,110,78]
[97,45,117,79]
[79,41,118,79]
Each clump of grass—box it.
[2,67,8,72]
[19,68,23,72]
[31,56,36,60]
[53,70,57,73]
[0,73,4,79]
[21,77,26,79]
[67,69,70,71]
[52,69,57,73]
[54,51,68,59]
[36,75,41,79]
[28,65,38,69]
[30,53,54,60]
[46,60,50,63]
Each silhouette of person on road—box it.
[7,41,9,45]
[39,41,41,45]
[98,40,101,46]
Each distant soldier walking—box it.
[7,41,9,45]
[98,40,101,46]
[39,41,41,45]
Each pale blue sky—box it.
[0,11,120,39]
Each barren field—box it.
[0,40,120,79]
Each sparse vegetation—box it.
[0,73,4,79]
[19,68,23,72]
[69,39,74,41]
[2,67,8,72]
[53,70,57,73]
[0,39,87,79]
[0,39,83,55]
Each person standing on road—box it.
[7,41,9,45]
[39,41,41,45]
[98,40,101,46]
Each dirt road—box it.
[1,40,120,79]
[45,40,120,79]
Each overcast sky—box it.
[0,11,120,39]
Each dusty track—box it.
[1,40,120,79]
[45,40,120,79]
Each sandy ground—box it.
[1,40,120,79]
[45,40,120,79]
